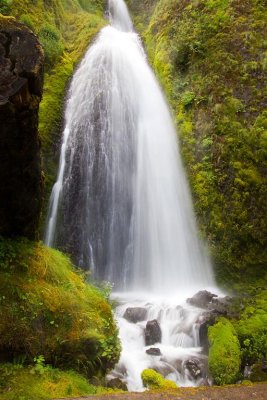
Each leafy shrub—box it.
[141,369,177,390]
[208,318,241,385]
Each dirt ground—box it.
[54,383,267,400]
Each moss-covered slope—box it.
[127,0,267,283]
[0,364,118,400]
[0,238,120,376]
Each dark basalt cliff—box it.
[0,16,44,239]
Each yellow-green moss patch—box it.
[0,237,120,376]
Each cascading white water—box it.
[45,0,214,293]
[45,0,220,390]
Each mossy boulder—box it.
[0,237,120,376]
[141,368,177,390]
[0,16,44,240]
[208,317,241,385]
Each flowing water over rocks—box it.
[45,0,221,391]
[107,290,227,391]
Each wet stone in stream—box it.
[145,319,162,346]
[123,307,147,323]
[146,347,162,356]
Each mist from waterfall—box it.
[45,0,214,293]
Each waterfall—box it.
[45,0,220,390]
[45,0,214,293]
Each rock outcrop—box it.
[0,16,44,239]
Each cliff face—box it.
[127,0,267,282]
[0,16,44,239]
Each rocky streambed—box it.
[107,289,232,391]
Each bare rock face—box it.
[0,16,44,239]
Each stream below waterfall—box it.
[108,289,226,391]
[45,0,223,391]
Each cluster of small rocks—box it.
[123,306,162,351]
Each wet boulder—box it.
[106,378,128,391]
[184,358,203,379]
[146,347,161,356]
[145,319,162,345]
[0,16,44,239]
[197,296,234,350]
[208,295,233,314]
[153,362,177,377]
[197,310,221,351]
[186,290,218,309]
[123,307,147,323]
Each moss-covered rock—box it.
[0,237,120,376]
[141,368,178,390]
[0,16,44,240]
[208,317,241,385]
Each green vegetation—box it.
[141,368,178,390]
[0,3,121,397]
[0,363,119,400]
[208,317,241,385]
[129,0,267,284]
[0,237,120,376]
[127,1,267,384]
[234,288,267,367]
[0,0,11,15]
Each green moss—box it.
[129,0,267,284]
[141,369,178,390]
[19,13,34,29]
[208,318,241,385]
[0,0,11,15]
[0,363,120,400]
[39,24,64,68]
[0,237,120,376]
[233,289,267,366]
